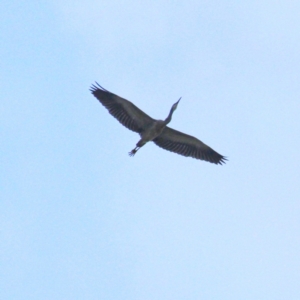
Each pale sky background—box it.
[1,1,300,299]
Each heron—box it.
[90,82,227,165]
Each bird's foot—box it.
[128,148,138,157]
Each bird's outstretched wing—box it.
[90,82,155,133]
[153,127,227,165]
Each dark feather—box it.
[154,127,227,165]
[90,82,154,133]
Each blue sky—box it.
[1,1,300,299]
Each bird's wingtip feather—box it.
[217,156,228,165]
[89,82,110,93]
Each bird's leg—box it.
[129,139,146,157]
[129,146,140,157]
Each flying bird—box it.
[90,82,227,165]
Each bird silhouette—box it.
[90,82,227,165]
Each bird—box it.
[90,82,227,165]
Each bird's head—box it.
[165,97,181,124]
[172,97,181,112]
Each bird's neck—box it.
[164,108,174,124]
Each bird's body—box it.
[129,119,173,156]
[90,82,227,165]
[139,120,166,145]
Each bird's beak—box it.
[176,97,181,104]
